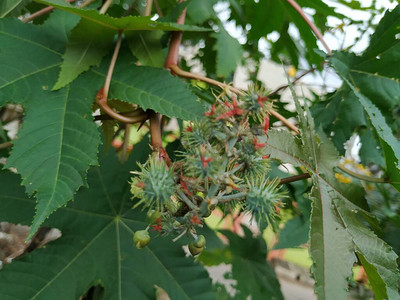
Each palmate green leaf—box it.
[0,13,101,238]
[200,225,283,300]
[186,0,217,25]
[212,27,243,78]
[53,18,116,90]
[5,76,100,238]
[89,53,206,120]
[235,0,329,67]
[0,143,215,300]
[265,107,400,298]
[34,0,210,32]
[330,51,400,193]
[0,14,78,106]
[312,6,400,171]
[126,30,165,67]
[0,0,31,17]
[362,4,400,61]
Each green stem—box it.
[177,190,199,211]
[218,192,247,203]
[337,164,388,183]
[286,0,331,54]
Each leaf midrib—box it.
[33,85,70,227]
[31,221,115,299]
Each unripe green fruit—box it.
[134,230,150,249]
[188,243,204,256]
[193,235,206,248]
[146,210,162,224]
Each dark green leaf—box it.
[0,12,101,238]
[34,0,210,32]
[90,55,206,120]
[330,51,400,192]
[265,96,399,298]
[5,76,100,238]
[212,28,243,78]
[53,18,116,90]
[0,144,215,299]
[363,5,400,60]
[274,216,309,249]
[187,0,217,24]
[201,226,283,300]
[126,30,165,67]
[0,0,31,17]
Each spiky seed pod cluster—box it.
[242,84,274,124]
[130,85,287,246]
[245,178,287,225]
[130,155,176,211]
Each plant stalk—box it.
[22,0,75,23]
[99,0,113,14]
[286,0,331,54]
[337,164,388,183]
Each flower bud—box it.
[133,230,150,249]
[146,210,162,224]
[193,235,206,248]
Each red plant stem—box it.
[170,65,300,135]
[103,31,122,99]
[279,173,311,185]
[149,111,162,150]
[164,1,187,69]
[22,0,75,23]
[94,108,147,121]
[269,67,316,96]
[96,31,149,123]
[169,65,243,95]
[149,0,186,158]
[286,0,332,55]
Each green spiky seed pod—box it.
[131,155,176,210]
[183,148,224,181]
[182,121,212,148]
[241,84,273,124]
[245,177,286,224]
[133,230,151,249]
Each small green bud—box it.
[193,235,206,248]
[134,230,150,249]
[146,210,162,224]
[188,243,204,256]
